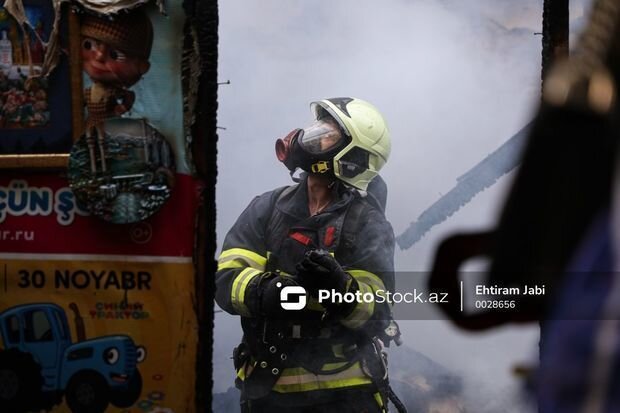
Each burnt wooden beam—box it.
[542,0,569,83]
[185,0,219,410]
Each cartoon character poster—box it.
[0,256,197,413]
[0,0,203,412]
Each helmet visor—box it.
[299,119,345,154]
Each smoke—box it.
[215,0,592,410]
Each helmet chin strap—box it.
[289,169,338,188]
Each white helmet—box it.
[276,97,391,191]
[310,97,391,190]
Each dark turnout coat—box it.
[216,177,395,407]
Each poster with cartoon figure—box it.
[0,253,198,413]
[0,0,204,411]
[0,302,147,412]
[68,7,175,223]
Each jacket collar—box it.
[275,177,357,221]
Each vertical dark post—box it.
[539,1,569,406]
[187,0,218,410]
[541,0,569,83]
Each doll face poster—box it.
[213,1,593,412]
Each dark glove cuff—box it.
[257,273,301,318]
[248,272,275,316]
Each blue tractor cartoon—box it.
[0,303,146,413]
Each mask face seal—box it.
[275,120,349,175]
[275,128,302,170]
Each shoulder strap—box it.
[276,185,297,203]
[262,185,298,270]
[264,185,296,230]
[337,195,381,258]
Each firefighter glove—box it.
[296,249,353,297]
[259,273,303,318]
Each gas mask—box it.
[275,118,349,175]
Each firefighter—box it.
[216,97,402,412]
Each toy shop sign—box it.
[0,174,199,257]
[0,179,88,226]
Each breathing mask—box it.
[275,117,349,175]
